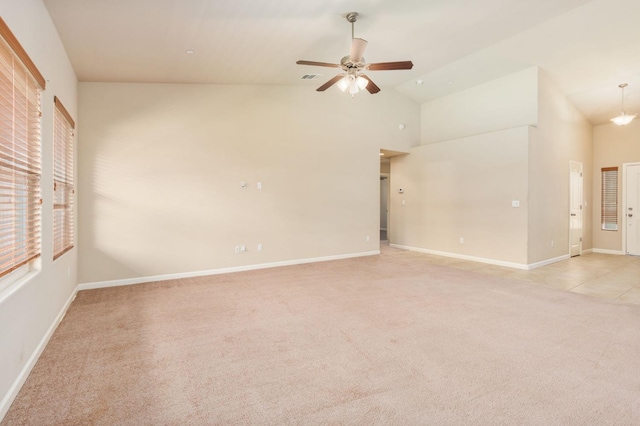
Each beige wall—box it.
[420,67,538,145]
[392,67,592,267]
[393,68,538,267]
[592,121,640,251]
[78,83,419,283]
[0,0,78,415]
[528,71,593,263]
[391,127,530,265]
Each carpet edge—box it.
[0,287,78,422]
[77,251,381,290]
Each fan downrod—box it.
[346,12,358,38]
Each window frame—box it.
[53,96,75,260]
[0,17,45,283]
[601,167,618,231]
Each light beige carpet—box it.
[3,249,640,425]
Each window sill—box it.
[0,264,41,304]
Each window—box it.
[601,167,618,231]
[0,18,45,279]
[53,97,75,259]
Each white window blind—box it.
[53,96,74,259]
[601,167,618,231]
[0,18,45,278]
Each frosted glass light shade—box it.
[356,76,368,90]
[611,113,636,126]
[336,76,349,92]
[611,84,636,126]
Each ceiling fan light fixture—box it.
[356,76,368,90]
[295,12,412,95]
[611,83,636,126]
[337,76,349,92]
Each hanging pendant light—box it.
[611,83,637,126]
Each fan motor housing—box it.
[340,55,365,70]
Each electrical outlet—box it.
[551,240,555,247]
[257,243,263,252]
[366,235,370,242]
[234,245,240,254]
[459,237,464,244]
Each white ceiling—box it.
[43,0,640,125]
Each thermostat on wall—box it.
[398,188,404,194]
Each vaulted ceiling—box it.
[43,0,640,125]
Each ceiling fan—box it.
[296,12,413,95]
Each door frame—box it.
[569,160,583,257]
[380,173,390,238]
[622,161,640,255]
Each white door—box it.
[625,164,640,255]
[569,161,583,257]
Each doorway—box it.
[380,175,389,241]
[623,163,640,255]
[569,161,583,257]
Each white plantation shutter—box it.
[53,96,74,259]
[0,18,45,278]
[601,167,618,231]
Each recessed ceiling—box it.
[42,0,640,125]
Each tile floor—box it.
[382,243,640,306]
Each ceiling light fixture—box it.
[336,74,368,96]
[611,83,636,126]
[296,12,412,96]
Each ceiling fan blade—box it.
[367,61,414,71]
[316,74,344,92]
[350,38,368,62]
[296,60,340,68]
[360,75,380,94]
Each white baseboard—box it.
[0,287,78,420]
[390,244,530,270]
[390,244,574,270]
[78,251,380,290]
[527,254,570,270]
[592,248,625,255]
[582,248,593,254]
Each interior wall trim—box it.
[390,244,529,269]
[0,288,78,420]
[527,254,571,270]
[78,251,381,291]
[390,244,569,270]
[592,248,625,255]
